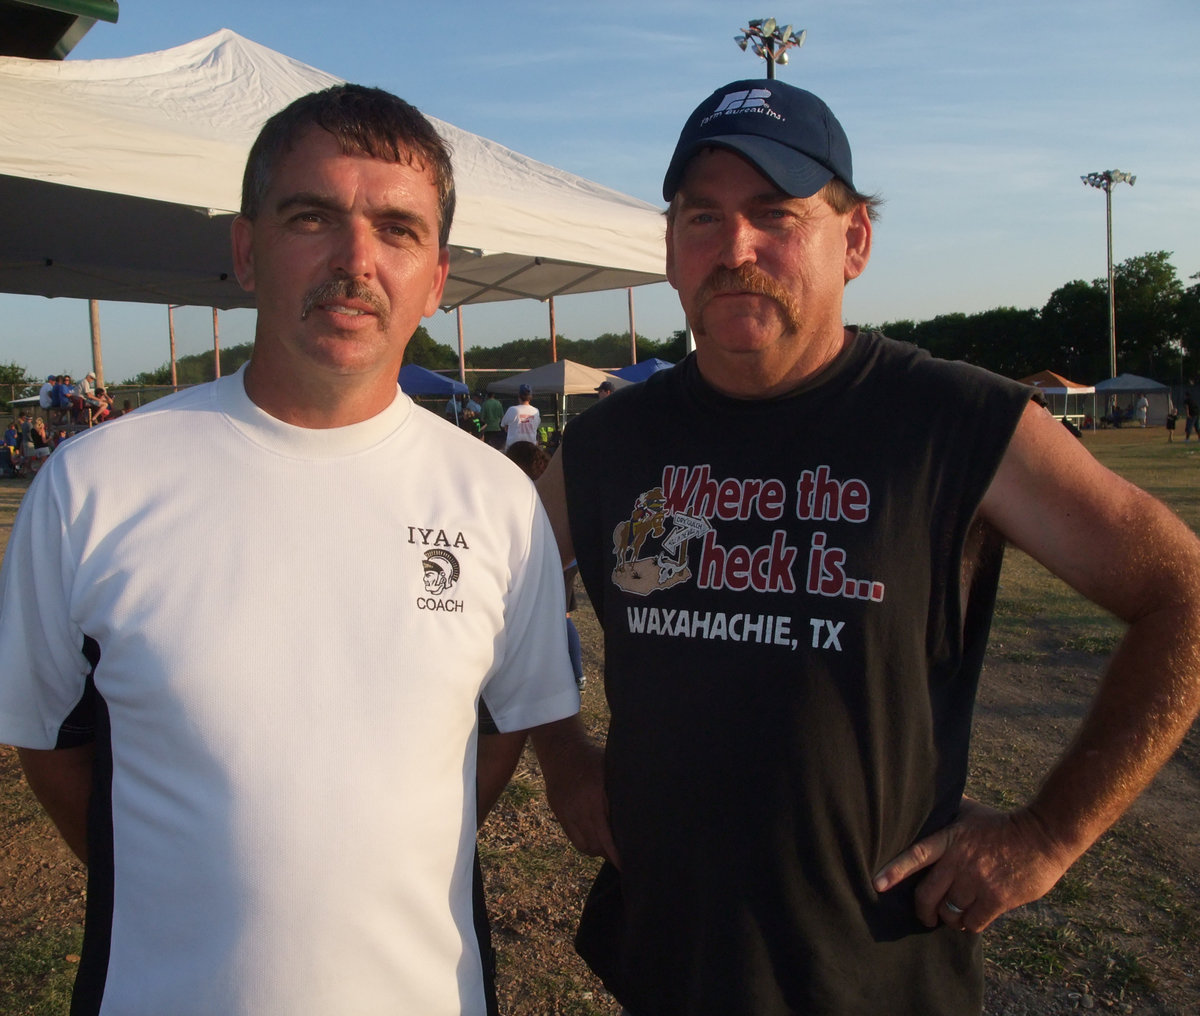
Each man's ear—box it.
[843,204,872,283]
[422,246,452,318]
[664,217,677,290]
[231,215,256,293]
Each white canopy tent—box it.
[487,359,629,434]
[0,30,665,318]
[1095,373,1172,427]
[486,359,630,398]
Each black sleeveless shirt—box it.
[563,331,1031,1016]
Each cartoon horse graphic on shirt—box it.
[610,488,711,596]
[612,487,668,577]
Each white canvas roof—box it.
[1094,373,1168,392]
[0,29,666,311]
[487,359,629,397]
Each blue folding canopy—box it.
[398,364,468,397]
[610,358,674,383]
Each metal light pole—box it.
[1082,169,1135,379]
[735,18,805,79]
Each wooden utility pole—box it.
[88,299,104,388]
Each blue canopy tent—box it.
[398,364,467,397]
[611,358,674,383]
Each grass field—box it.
[2,424,1198,1014]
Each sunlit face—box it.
[665,148,870,393]
[232,127,449,388]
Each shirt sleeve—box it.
[480,495,579,734]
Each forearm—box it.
[476,729,527,825]
[529,715,595,791]
[17,744,94,865]
[529,715,617,862]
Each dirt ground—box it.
[1,471,1197,1014]
[475,594,1200,1016]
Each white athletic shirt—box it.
[500,402,541,447]
[0,368,578,1016]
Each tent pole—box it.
[88,299,104,389]
[457,307,466,383]
[167,305,179,392]
[628,287,637,364]
[212,308,221,379]
[549,297,557,362]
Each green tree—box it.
[467,338,557,370]
[0,360,36,406]
[1178,273,1200,384]
[402,326,458,369]
[1040,279,1108,381]
[1111,251,1185,379]
[125,342,255,386]
[641,330,688,363]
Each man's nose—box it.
[331,220,373,278]
[719,216,758,268]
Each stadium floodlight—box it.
[1082,169,1136,379]
[735,18,806,79]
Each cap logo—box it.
[701,88,783,127]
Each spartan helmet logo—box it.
[422,549,461,595]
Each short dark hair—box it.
[240,84,456,247]
[506,441,550,480]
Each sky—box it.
[3,0,1198,382]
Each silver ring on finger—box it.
[942,899,965,915]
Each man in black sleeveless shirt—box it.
[537,79,1200,1015]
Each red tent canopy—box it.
[1016,370,1095,394]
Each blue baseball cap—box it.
[518,383,532,397]
[662,79,854,201]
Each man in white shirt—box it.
[0,84,593,1016]
[501,382,541,448]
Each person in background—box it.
[37,375,54,412]
[2,420,19,477]
[501,383,541,449]
[537,77,1200,1015]
[78,372,104,420]
[92,388,114,423]
[26,416,50,469]
[480,389,505,449]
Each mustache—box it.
[696,264,791,306]
[300,278,389,329]
[694,264,802,332]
